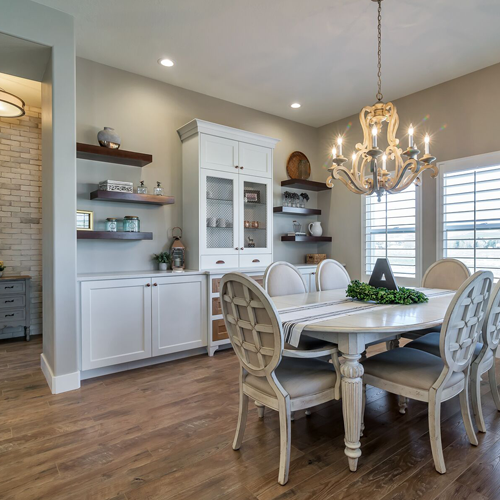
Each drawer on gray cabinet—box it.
[0,295,25,309]
[0,309,25,322]
[0,282,25,295]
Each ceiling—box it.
[0,73,41,107]
[32,0,500,127]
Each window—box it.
[363,183,420,285]
[439,152,500,280]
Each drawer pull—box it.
[153,283,158,287]
[146,283,151,287]
[5,313,14,317]
[216,260,225,265]
[4,286,14,289]
[240,247,244,250]
[5,300,14,303]
[252,259,260,263]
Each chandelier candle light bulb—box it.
[326,0,438,198]
[332,146,337,158]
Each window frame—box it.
[361,184,422,287]
[436,150,500,271]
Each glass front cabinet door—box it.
[239,175,272,255]
[200,170,239,256]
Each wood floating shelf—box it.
[76,143,153,167]
[90,190,174,206]
[273,206,321,216]
[281,235,332,242]
[77,231,153,240]
[281,179,330,191]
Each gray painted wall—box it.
[318,63,500,280]
[76,58,325,273]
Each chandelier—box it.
[326,0,437,201]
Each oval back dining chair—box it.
[315,259,351,292]
[406,279,500,433]
[362,270,493,474]
[402,258,472,341]
[220,272,339,485]
[263,262,341,399]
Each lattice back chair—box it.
[471,279,500,431]
[315,259,351,292]
[220,272,339,485]
[263,262,341,399]
[362,271,493,474]
[402,258,472,341]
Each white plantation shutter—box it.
[442,164,500,280]
[364,184,418,280]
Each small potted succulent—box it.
[300,192,310,208]
[0,260,4,278]
[153,252,171,271]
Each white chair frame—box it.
[315,258,351,292]
[363,271,493,473]
[220,272,339,485]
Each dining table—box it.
[270,287,456,472]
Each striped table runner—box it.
[279,288,455,346]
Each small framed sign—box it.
[244,189,261,204]
[77,210,94,231]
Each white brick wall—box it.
[0,105,42,339]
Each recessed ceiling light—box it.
[158,58,174,67]
[290,103,301,108]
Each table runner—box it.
[279,288,455,346]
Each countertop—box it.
[77,264,318,281]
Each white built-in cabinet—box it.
[81,274,207,371]
[178,119,279,270]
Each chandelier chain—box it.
[376,0,383,102]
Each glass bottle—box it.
[137,181,147,194]
[123,216,140,232]
[105,217,117,232]
[154,181,164,196]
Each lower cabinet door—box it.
[152,275,207,356]
[81,278,152,370]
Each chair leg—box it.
[488,364,500,411]
[233,391,249,450]
[278,397,292,486]
[471,365,486,433]
[460,378,479,446]
[428,396,446,474]
[386,338,400,351]
[398,396,408,414]
[331,352,342,400]
[361,383,366,437]
[305,409,312,416]
[255,401,265,418]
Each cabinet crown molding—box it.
[177,119,280,149]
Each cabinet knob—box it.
[146,283,151,287]
[216,260,225,265]
[234,165,239,169]
[240,247,244,250]
[240,166,244,169]
[252,259,260,263]
[235,247,239,250]
[153,283,158,286]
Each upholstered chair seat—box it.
[245,357,337,399]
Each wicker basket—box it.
[306,254,326,265]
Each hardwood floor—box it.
[1,336,500,500]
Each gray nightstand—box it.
[0,276,31,341]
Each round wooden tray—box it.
[286,151,311,180]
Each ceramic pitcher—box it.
[308,221,323,237]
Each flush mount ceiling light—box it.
[290,103,301,109]
[327,0,437,201]
[0,88,25,118]
[158,58,174,67]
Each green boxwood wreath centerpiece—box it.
[346,280,429,305]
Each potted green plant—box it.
[0,261,4,278]
[153,252,171,271]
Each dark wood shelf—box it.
[273,206,321,216]
[76,143,153,167]
[77,231,153,240]
[281,179,330,191]
[90,190,174,205]
[281,235,332,242]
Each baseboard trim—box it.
[41,353,81,394]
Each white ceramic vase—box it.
[159,262,168,271]
[308,221,323,237]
